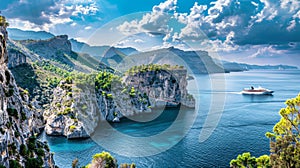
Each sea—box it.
[40,70,300,168]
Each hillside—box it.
[6,35,113,114]
[108,47,225,74]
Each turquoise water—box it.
[40,70,300,167]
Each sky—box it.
[0,0,300,66]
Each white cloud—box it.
[72,3,99,16]
[9,19,42,31]
[134,39,145,43]
[249,45,286,58]
[84,26,92,30]
[117,0,177,36]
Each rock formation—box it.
[44,79,89,139]
[7,48,27,68]
[0,24,55,167]
[45,64,195,138]
[124,65,195,108]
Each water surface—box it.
[40,70,300,167]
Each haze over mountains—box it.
[7,28,298,72]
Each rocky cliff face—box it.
[44,80,89,139]
[7,48,27,68]
[44,73,152,137]
[124,66,195,108]
[45,65,195,138]
[0,26,55,167]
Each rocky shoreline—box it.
[44,65,195,139]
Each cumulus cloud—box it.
[117,0,177,35]
[3,0,100,31]
[249,45,286,58]
[170,0,300,55]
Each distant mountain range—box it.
[7,28,298,72]
[70,38,139,59]
[220,61,298,71]
[7,28,55,40]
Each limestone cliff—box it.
[0,26,55,167]
[45,65,194,138]
[124,64,195,108]
[43,79,89,139]
[7,48,27,68]
[44,72,152,137]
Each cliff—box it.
[124,64,195,108]
[0,25,55,167]
[45,64,195,138]
[44,72,152,137]
[7,48,27,68]
[43,79,89,139]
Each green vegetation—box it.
[9,160,21,168]
[120,163,136,168]
[129,87,136,97]
[69,125,76,132]
[81,151,136,168]
[25,157,43,168]
[7,108,18,119]
[36,148,45,157]
[35,61,71,77]
[84,151,117,168]
[57,107,72,116]
[20,144,28,156]
[5,84,14,97]
[126,64,184,75]
[230,153,270,168]
[230,94,300,167]
[95,71,122,91]
[0,15,9,27]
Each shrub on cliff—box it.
[0,16,9,27]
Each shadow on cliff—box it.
[10,63,40,95]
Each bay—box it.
[40,70,300,167]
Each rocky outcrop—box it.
[19,35,72,60]
[45,65,195,138]
[44,80,89,139]
[0,27,8,65]
[8,48,26,68]
[0,25,55,167]
[44,72,152,137]
[124,65,195,108]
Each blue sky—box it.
[1,0,300,66]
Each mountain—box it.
[105,47,225,74]
[220,61,298,72]
[70,38,110,59]
[15,35,112,73]
[70,39,139,60]
[7,28,54,40]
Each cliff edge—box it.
[0,22,55,167]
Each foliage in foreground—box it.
[84,151,117,168]
[74,151,136,168]
[230,94,300,167]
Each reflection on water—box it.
[242,94,274,103]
